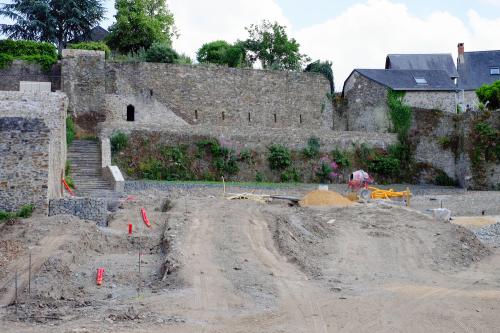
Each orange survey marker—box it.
[141,208,152,228]
[96,268,105,286]
[62,179,74,196]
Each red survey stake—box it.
[141,208,152,228]
[96,268,105,286]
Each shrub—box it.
[65,176,75,189]
[368,156,400,177]
[111,131,128,153]
[305,60,335,93]
[315,157,340,183]
[303,137,321,159]
[160,146,192,180]
[66,117,75,145]
[281,168,301,183]
[476,80,500,110]
[69,41,111,59]
[145,43,179,63]
[331,149,351,169]
[0,204,34,221]
[0,53,14,69]
[255,172,264,182]
[139,158,164,180]
[0,40,57,71]
[268,144,292,171]
[238,149,253,163]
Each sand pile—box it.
[299,190,354,207]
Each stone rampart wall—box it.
[0,60,61,92]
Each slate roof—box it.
[69,26,109,43]
[386,54,459,79]
[350,69,458,91]
[457,50,500,90]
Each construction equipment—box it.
[369,187,412,203]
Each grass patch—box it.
[0,204,34,221]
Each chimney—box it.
[458,43,465,64]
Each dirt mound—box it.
[299,190,354,207]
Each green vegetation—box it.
[0,0,104,55]
[0,204,34,221]
[69,42,111,59]
[145,42,179,63]
[111,131,129,153]
[387,90,412,141]
[66,117,76,145]
[303,137,321,159]
[0,40,58,70]
[267,144,292,170]
[107,0,176,53]
[331,149,350,169]
[281,168,301,183]
[255,172,264,183]
[243,20,310,71]
[197,40,246,68]
[367,155,400,178]
[305,60,335,93]
[476,80,500,110]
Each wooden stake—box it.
[15,271,18,313]
[28,250,32,295]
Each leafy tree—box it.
[305,60,335,93]
[196,40,245,68]
[107,0,176,53]
[476,80,500,110]
[243,20,310,71]
[0,0,105,55]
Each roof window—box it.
[414,77,428,85]
[490,67,500,75]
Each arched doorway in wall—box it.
[127,105,135,121]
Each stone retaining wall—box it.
[48,197,107,226]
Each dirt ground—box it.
[1,186,500,332]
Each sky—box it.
[3,0,500,90]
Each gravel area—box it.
[475,223,500,247]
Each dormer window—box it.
[414,77,427,85]
[490,67,500,75]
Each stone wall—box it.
[49,197,107,226]
[0,118,50,211]
[0,60,61,92]
[61,50,106,116]
[105,62,332,129]
[404,91,457,114]
[0,92,68,212]
[341,72,391,132]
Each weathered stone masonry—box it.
[0,92,68,212]
[0,60,61,92]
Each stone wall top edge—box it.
[62,49,105,58]
[106,61,329,83]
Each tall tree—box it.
[243,20,310,71]
[106,0,176,54]
[0,0,105,55]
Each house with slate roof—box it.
[457,43,500,109]
[339,44,500,132]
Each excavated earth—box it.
[1,186,500,332]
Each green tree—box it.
[243,20,310,71]
[476,80,500,110]
[305,60,335,93]
[145,42,178,63]
[107,0,176,53]
[196,40,245,68]
[0,0,105,55]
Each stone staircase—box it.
[67,140,112,197]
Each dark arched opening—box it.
[127,105,135,122]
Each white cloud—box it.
[169,0,291,58]
[294,0,500,90]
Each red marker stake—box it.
[96,268,105,286]
[128,223,133,235]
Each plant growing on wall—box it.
[303,137,321,159]
[267,144,292,170]
[66,118,76,145]
[314,157,340,184]
[0,40,57,70]
[387,90,412,141]
[111,131,129,153]
[305,60,335,94]
[69,42,111,59]
[0,0,105,55]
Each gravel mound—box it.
[474,223,500,246]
